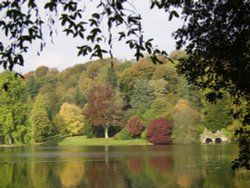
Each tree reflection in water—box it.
[0,145,249,188]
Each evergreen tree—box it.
[129,79,155,115]
[25,76,40,99]
[30,94,51,142]
[74,85,83,107]
[106,67,117,89]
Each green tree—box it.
[74,85,83,107]
[30,94,51,142]
[152,63,179,94]
[149,79,168,97]
[119,59,155,94]
[25,76,41,99]
[0,71,30,144]
[0,109,14,144]
[58,102,84,136]
[169,50,187,61]
[174,1,250,102]
[41,88,60,120]
[127,79,155,117]
[106,67,117,89]
[204,97,232,133]
[172,100,199,144]
[143,94,177,125]
[86,61,102,80]
[77,75,94,105]
[34,66,49,78]
[170,1,250,169]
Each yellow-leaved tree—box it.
[58,102,84,136]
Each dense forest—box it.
[0,52,239,145]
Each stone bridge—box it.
[200,128,229,144]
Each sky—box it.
[14,1,183,74]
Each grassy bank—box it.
[58,136,151,146]
[42,136,151,146]
[0,144,26,147]
[0,136,151,147]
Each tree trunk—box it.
[7,133,13,144]
[104,126,109,138]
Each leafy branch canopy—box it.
[0,0,179,72]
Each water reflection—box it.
[57,148,85,187]
[0,145,249,188]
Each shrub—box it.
[127,115,144,138]
[82,124,104,138]
[147,118,172,144]
[114,128,133,140]
[140,129,147,140]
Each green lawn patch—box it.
[57,136,151,146]
[0,136,151,147]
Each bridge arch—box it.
[200,128,230,144]
[215,138,222,143]
[205,138,213,144]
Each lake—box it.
[0,144,249,188]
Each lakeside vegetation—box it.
[0,53,242,147]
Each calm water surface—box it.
[0,144,249,188]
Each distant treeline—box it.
[0,52,237,144]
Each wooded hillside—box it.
[0,54,236,144]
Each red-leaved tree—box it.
[86,84,124,138]
[147,118,172,144]
[127,115,144,138]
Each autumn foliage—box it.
[86,85,113,127]
[147,118,172,144]
[85,84,124,138]
[58,102,84,136]
[127,116,144,138]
